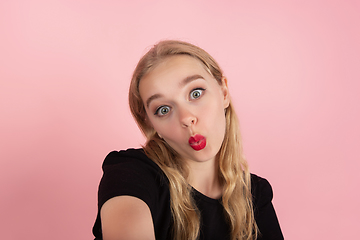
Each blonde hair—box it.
[129,40,257,240]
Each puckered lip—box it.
[188,134,206,151]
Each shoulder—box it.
[102,148,159,170]
[251,174,284,240]
[101,148,165,183]
[251,174,273,208]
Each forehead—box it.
[148,55,209,79]
[139,55,211,90]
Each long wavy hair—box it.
[128,40,257,240]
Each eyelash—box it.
[190,88,205,100]
[154,105,170,116]
[154,87,206,116]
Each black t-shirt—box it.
[92,148,283,240]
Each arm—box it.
[100,196,156,240]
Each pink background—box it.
[1,0,359,239]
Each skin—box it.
[101,196,155,240]
[101,55,230,239]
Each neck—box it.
[186,159,223,199]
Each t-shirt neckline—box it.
[191,187,222,204]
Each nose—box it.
[179,107,197,128]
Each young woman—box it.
[92,40,283,240]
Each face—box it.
[139,55,230,165]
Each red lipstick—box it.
[188,134,206,151]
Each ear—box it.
[221,77,230,108]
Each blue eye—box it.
[155,106,171,116]
[190,88,205,100]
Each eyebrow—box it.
[145,74,205,108]
[179,74,204,87]
[146,93,162,109]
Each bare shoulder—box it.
[100,196,155,240]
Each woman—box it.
[92,40,283,240]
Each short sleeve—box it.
[93,149,171,240]
[98,150,163,211]
[251,174,284,240]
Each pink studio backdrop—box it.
[1,0,359,239]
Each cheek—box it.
[203,98,226,125]
[151,120,182,141]
[202,101,227,140]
